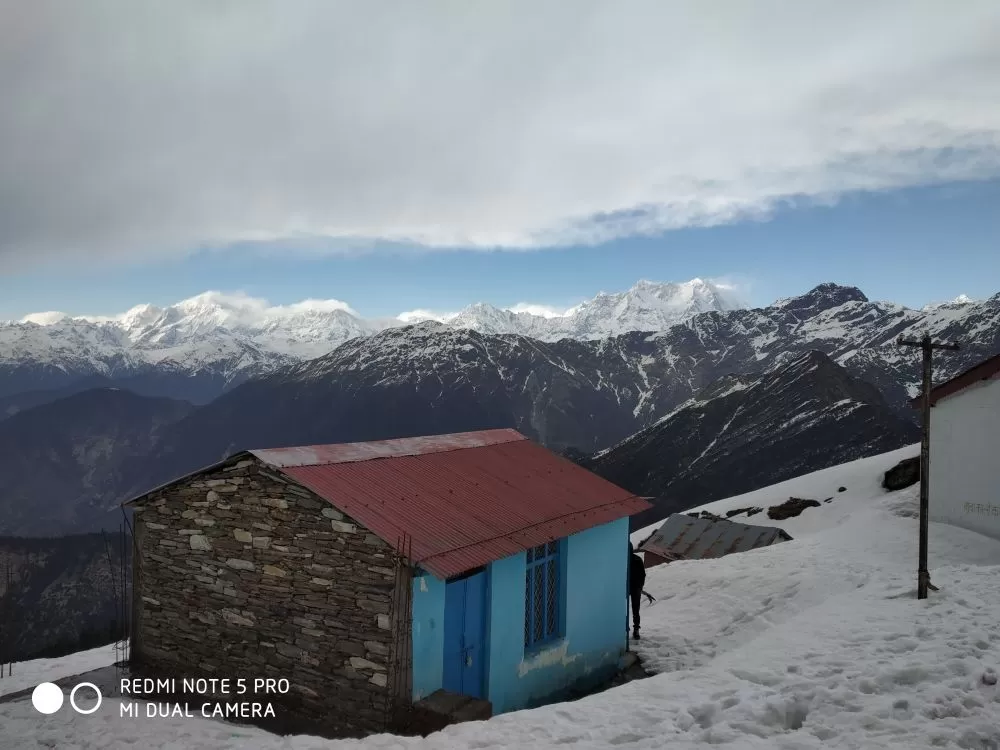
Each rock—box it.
[276,643,303,659]
[882,456,920,491]
[369,673,388,687]
[332,520,357,533]
[322,507,345,520]
[189,534,212,551]
[226,558,255,571]
[376,614,390,630]
[349,656,384,671]
[233,529,252,543]
[222,610,256,627]
[725,507,763,518]
[767,497,821,520]
[983,671,997,686]
[262,565,288,577]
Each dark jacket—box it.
[627,552,646,596]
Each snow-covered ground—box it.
[0,643,121,699]
[5,443,1000,748]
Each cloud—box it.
[506,303,571,318]
[1,0,999,267]
[20,311,71,325]
[395,309,458,324]
[30,290,362,328]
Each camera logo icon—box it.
[32,682,102,715]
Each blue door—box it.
[442,569,488,698]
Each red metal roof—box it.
[910,352,1000,407]
[250,429,650,579]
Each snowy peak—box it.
[773,283,869,313]
[921,293,978,311]
[433,278,746,340]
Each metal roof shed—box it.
[638,513,792,567]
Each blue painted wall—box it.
[411,570,446,701]
[485,517,629,714]
[409,517,629,712]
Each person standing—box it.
[627,542,646,640]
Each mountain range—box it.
[0,279,743,403]
[0,280,995,539]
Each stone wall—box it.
[131,455,406,738]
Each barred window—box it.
[524,540,563,648]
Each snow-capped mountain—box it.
[432,278,744,339]
[3,277,996,410]
[0,279,742,399]
[921,293,975,311]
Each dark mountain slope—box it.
[121,323,645,498]
[0,375,117,420]
[0,533,129,662]
[589,350,919,530]
[0,389,193,535]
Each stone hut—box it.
[125,429,649,738]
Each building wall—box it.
[131,456,404,738]
[486,517,628,714]
[410,570,446,701]
[929,378,1000,539]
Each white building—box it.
[926,352,1000,540]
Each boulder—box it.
[883,456,920,491]
[767,497,820,520]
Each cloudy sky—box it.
[1,0,999,319]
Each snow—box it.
[5,445,1000,748]
[0,643,120,698]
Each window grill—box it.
[524,540,562,648]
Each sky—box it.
[1,1,999,321]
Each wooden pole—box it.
[897,333,959,599]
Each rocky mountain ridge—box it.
[587,349,920,529]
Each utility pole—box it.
[897,332,960,600]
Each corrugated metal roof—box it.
[250,430,650,579]
[912,351,1000,407]
[638,513,791,562]
[251,429,523,467]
